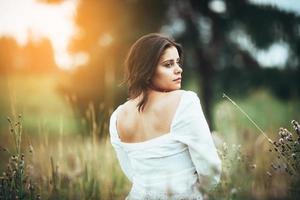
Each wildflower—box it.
[285,167,289,173]
[1,116,40,198]
[271,163,277,170]
[249,164,256,169]
[222,142,228,154]
[279,127,287,138]
[230,188,238,195]
[291,153,296,160]
[279,138,284,145]
[273,141,279,147]
[291,120,300,136]
[285,135,293,142]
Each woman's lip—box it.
[173,78,181,81]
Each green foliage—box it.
[214,67,300,101]
[214,90,299,144]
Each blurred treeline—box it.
[0,37,58,74]
[1,0,300,137]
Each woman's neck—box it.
[148,85,170,93]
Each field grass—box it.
[0,74,299,199]
[214,90,299,144]
[1,124,130,199]
[211,90,300,200]
[0,74,78,135]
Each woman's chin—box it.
[174,84,181,88]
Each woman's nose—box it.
[175,65,183,74]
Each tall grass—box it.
[1,81,300,199]
[219,93,300,200]
[1,114,131,199]
[0,115,40,199]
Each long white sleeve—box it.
[109,108,134,182]
[172,91,222,189]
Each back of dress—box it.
[109,90,221,200]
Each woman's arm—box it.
[109,110,134,182]
[173,91,222,189]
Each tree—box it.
[0,37,20,74]
[57,0,300,133]
[60,0,169,120]
[167,0,300,125]
[22,38,58,73]
[0,36,58,74]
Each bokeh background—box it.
[0,0,299,199]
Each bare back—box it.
[116,90,184,143]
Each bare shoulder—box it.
[116,90,186,142]
[117,99,137,121]
[151,90,185,115]
[115,100,137,139]
[121,89,185,112]
[165,89,185,99]
[159,89,185,105]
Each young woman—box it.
[109,33,221,200]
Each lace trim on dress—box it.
[126,190,203,200]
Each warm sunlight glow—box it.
[0,0,81,70]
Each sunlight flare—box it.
[0,0,81,70]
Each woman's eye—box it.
[162,60,181,68]
[164,62,173,67]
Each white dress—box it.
[109,90,221,200]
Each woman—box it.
[109,33,221,200]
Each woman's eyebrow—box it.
[160,58,180,64]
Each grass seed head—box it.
[6,117,11,123]
[271,163,277,170]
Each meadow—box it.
[0,74,299,199]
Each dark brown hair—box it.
[124,33,183,112]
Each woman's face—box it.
[150,46,183,92]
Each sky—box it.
[0,0,299,70]
[0,0,82,70]
[249,0,300,15]
[247,0,300,67]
